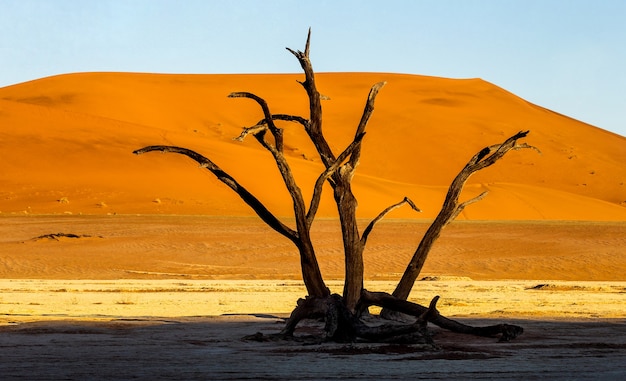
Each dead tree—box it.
[134,30,530,344]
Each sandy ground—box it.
[1,279,625,322]
[0,215,625,379]
[1,278,625,380]
[1,315,625,380]
[1,215,624,281]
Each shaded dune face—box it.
[0,72,624,220]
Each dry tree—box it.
[134,30,532,344]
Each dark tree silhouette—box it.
[134,30,532,344]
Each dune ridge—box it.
[0,72,624,220]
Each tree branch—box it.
[286,29,336,168]
[361,290,523,341]
[348,81,386,169]
[228,92,284,152]
[391,131,537,301]
[271,113,310,129]
[233,124,268,142]
[234,114,310,143]
[304,27,311,57]
[227,92,311,234]
[133,146,297,241]
[361,197,421,246]
[306,132,366,226]
[448,191,489,222]
[468,130,531,171]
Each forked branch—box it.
[228,92,310,232]
[234,114,310,142]
[306,132,366,226]
[390,131,537,301]
[229,92,284,151]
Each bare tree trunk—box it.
[288,32,386,312]
[334,176,365,312]
[295,235,330,298]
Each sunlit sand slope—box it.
[0,72,624,219]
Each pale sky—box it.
[1,0,625,137]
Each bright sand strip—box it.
[2,279,625,326]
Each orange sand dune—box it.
[0,72,624,220]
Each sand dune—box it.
[0,72,624,219]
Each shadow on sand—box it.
[1,316,625,380]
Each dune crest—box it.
[0,72,624,220]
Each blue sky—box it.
[1,0,625,137]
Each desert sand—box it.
[0,72,625,379]
[0,72,625,219]
[1,215,625,282]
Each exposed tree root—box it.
[243,292,523,345]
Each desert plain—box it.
[0,72,625,379]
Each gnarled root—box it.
[245,292,437,344]
[243,292,523,344]
[363,290,524,342]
